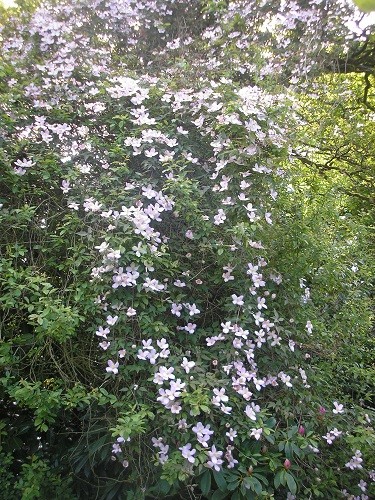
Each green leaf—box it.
[155,480,171,495]
[292,443,301,457]
[264,433,275,444]
[264,417,277,428]
[286,473,297,495]
[213,470,227,491]
[251,477,262,495]
[244,489,256,500]
[274,469,286,489]
[211,490,228,500]
[88,434,108,455]
[200,470,212,496]
[227,482,238,491]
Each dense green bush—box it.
[0,0,374,498]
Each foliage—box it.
[0,0,374,499]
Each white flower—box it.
[265,212,272,224]
[253,311,264,326]
[257,297,267,310]
[181,357,195,373]
[171,303,182,316]
[206,445,224,471]
[220,404,232,414]
[157,338,169,350]
[226,428,237,442]
[106,315,118,326]
[61,180,71,193]
[245,404,259,421]
[186,303,200,316]
[333,401,344,414]
[177,126,188,135]
[174,280,186,287]
[179,443,196,464]
[126,307,137,316]
[232,294,244,306]
[184,323,196,334]
[15,158,35,170]
[178,419,188,430]
[170,402,182,413]
[250,428,263,440]
[95,242,109,253]
[106,360,119,374]
[132,242,147,257]
[322,428,342,445]
[358,479,367,492]
[278,371,293,387]
[99,341,110,350]
[306,320,313,334]
[212,388,229,406]
[106,249,121,260]
[144,148,158,157]
[148,349,159,364]
[96,326,110,338]
[214,209,226,225]
[142,339,153,350]
[143,278,165,292]
[152,437,164,448]
[345,450,363,470]
[153,366,175,384]
[192,422,214,447]
[112,443,122,454]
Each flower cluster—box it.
[2,0,374,497]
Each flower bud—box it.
[298,425,305,435]
[284,459,291,470]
